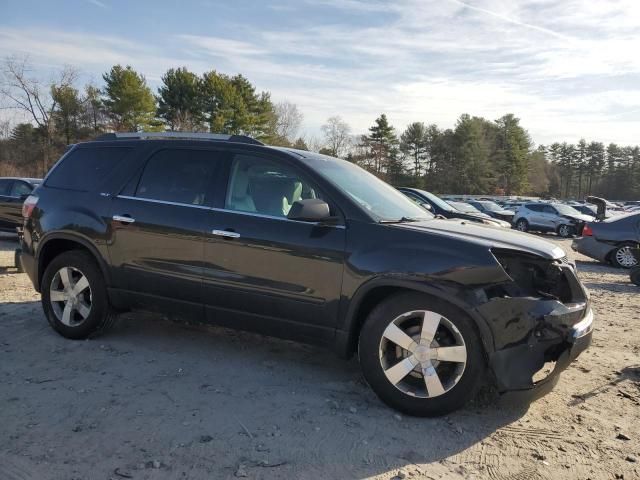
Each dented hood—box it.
[395,218,566,260]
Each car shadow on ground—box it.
[0,300,531,478]
[574,260,639,291]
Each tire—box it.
[557,224,574,238]
[14,249,24,273]
[630,267,640,286]
[515,218,529,232]
[358,292,485,417]
[41,250,116,339]
[610,243,638,269]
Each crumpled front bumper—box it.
[476,258,594,399]
[491,307,593,401]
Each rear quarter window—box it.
[45,147,132,192]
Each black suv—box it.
[19,132,593,416]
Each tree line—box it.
[1,58,639,200]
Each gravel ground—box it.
[0,233,639,480]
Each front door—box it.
[108,147,222,316]
[202,152,346,344]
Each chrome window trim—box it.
[115,195,346,228]
[117,195,212,210]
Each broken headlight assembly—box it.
[489,249,573,302]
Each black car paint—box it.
[0,178,41,232]
[20,139,592,396]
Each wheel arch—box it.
[36,233,111,292]
[335,278,494,360]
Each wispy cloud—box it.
[1,1,640,145]
[85,0,108,9]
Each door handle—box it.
[212,229,240,239]
[112,215,135,224]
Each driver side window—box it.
[225,155,326,218]
[543,205,556,214]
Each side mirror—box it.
[422,202,432,211]
[287,198,331,222]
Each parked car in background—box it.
[572,212,640,268]
[17,132,593,417]
[572,204,599,217]
[446,201,485,215]
[0,177,42,232]
[513,203,594,237]
[466,200,515,223]
[398,188,511,228]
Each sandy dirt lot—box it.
[0,233,638,480]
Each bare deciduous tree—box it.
[274,101,303,142]
[321,116,351,158]
[0,56,77,175]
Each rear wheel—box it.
[557,224,574,238]
[610,243,638,269]
[358,292,485,416]
[41,250,115,339]
[515,219,529,232]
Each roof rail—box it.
[94,131,264,145]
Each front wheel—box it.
[41,250,116,339]
[515,219,529,232]
[358,292,485,417]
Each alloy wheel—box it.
[558,225,571,237]
[615,246,638,268]
[49,266,93,326]
[378,310,467,398]
[516,220,527,232]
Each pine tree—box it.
[102,65,159,131]
[157,67,204,131]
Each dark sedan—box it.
[572,213,640,268]
[398,188,511,228]
[467,200,515,223]
[0,177,42,233]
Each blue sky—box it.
[2,0,640,145]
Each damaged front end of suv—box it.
[477,249,593,397]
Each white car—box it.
[514,203,595,237]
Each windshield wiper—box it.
[379,216,425,224]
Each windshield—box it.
[553,204,583,216]
[414,189,456,212]
[299,154,433,221]
[449,201,481,213]
[478,201,504,212]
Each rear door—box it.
[201,151,346,344]
[108,147,222,316]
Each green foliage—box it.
[157,67,204,131]
[51,84,82,144]
[102,65,160,131]
[201,71,276,140]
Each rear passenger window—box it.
[0,179,11,196]
[46,147,132,191]
[135,149,215,206]
[10,181,32,197]
[526,204,542,212]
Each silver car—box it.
[514,203,595,237]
